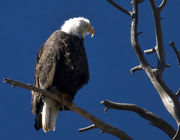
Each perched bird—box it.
[31,17,94,132]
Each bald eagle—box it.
[31,17,94,132]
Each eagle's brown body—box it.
[32,30,89,130]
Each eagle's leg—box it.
[60,93,72,111]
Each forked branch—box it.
[130,0,149,68]
[159,0,167,12]
[149,0,166,75]
[101,100,176,139]
[3,78,132,140]
[107,0,133,17]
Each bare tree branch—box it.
[137,31,143,36]
[107,0,133,17]
[176,89,180,97]
[78,124,96,132]
[144,47,156,54]
[104,107,109,112]
[173,125,180,140]
[149,0,166,75]
[130,0,149,69]
[165,64,171,68]
[3,78,133,140]
[130,65,142,74]
[169,41,180,67]
[101,100,176,139]
[149,0,156,10]
[158,0,167,12]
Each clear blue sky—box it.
[0,0,180,140]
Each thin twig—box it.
[130,65,142,74]
[158,0,167,12]
[173,125,180,140]
[144,48,156,54]
[101,100,176,139]
[137,31,143,36]
[104,107,109,112]
[176,89,180,97]
[78,124,96,132]
[107,0,133,17]
[165,64,171,68]
[169,41,180,67]
[3,78,133,140]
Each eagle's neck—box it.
[61,26,85,38]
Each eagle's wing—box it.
[31,31,63,130]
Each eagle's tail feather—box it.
[34,113,42,130]
[42,98,59,132]
[49,105,59,131]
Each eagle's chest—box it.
[55,43,89,95]
[61,43,87,71]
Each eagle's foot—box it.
[60,93,72,111]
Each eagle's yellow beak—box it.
[90,26,95,38]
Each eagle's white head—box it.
[61,17,94,38]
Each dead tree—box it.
[3,0,180,140]
[103,0,180,139]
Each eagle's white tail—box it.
[42,98,59,132]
